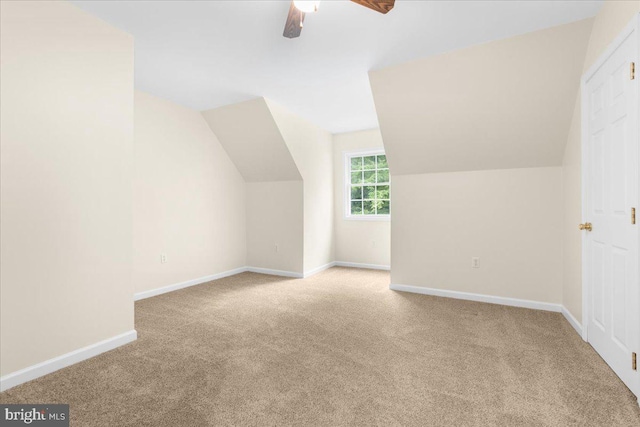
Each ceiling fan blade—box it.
[350,0,395,14]
[283,1,305,39]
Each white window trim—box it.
[343,148,390,221]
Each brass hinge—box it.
[633,352,637,371]
[633,207,636,225]
[632,62,636,80]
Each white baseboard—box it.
[134,267,247,301]
[561,306,583,337]
[0,330,137,392]
[247,262,391,278]
[303,262,337,278]
[334,261,390,271]
[135,266,305,301]
[134,262,386,297]
[389,283,562,313]
[246,266,304,278]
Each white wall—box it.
[562,1,640,322]
[267,100,335,273]
[133,91,246,294]
[333,130,390,267]
[0,1,134,376]
[391,167,563,304]
[246,181,304,274]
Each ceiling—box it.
[73,0,602,133]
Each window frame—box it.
[343,148,390,221]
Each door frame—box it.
[580,13,640,393]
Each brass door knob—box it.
[579,222,593,231]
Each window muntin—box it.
[346,151,390,218]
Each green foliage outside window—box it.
[349,154,390,216]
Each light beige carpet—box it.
[1,267,639,426]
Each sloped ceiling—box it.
[369,18,594,175]
[202,98,301,182]
[73,0,602,133]
[266,99,333,181]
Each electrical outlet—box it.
[471,257,480,268]
[161,253,167,264]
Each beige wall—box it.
[369,10,640,311]
[0,1,134,375]
[369,19,593,175]
[333,130,390,266]
[369,20,584,302]
[202,98,308,274]
[267,100,335,272]
[582,1,640,71]
[201,98,301,182]
[246,181,304,274]
[391,167,563,304]
[133,91,246,294]
[562,94,584,320]
[562,1,640,322]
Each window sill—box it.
[344,215,390,222]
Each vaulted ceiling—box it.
[73,0,602,133]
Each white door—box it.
[583,19,639,397]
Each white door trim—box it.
[580,12,640,391]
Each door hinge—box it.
[632,62,636,80]
[633,352,637,371]
[632,207,636,225]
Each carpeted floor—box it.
[1,267,639,426]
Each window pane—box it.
[363,170,376,183]
[363,156,376,170]
[377,200,390,215]
[376,169,389,183]
[363,200,375,215]
[363,186,376,200]
[350,186,362,200]
[377,155,388,168]
[376,185,390,200]
[346,152,390,218]
[351,156,363,171]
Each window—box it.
[345,150,390,219]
